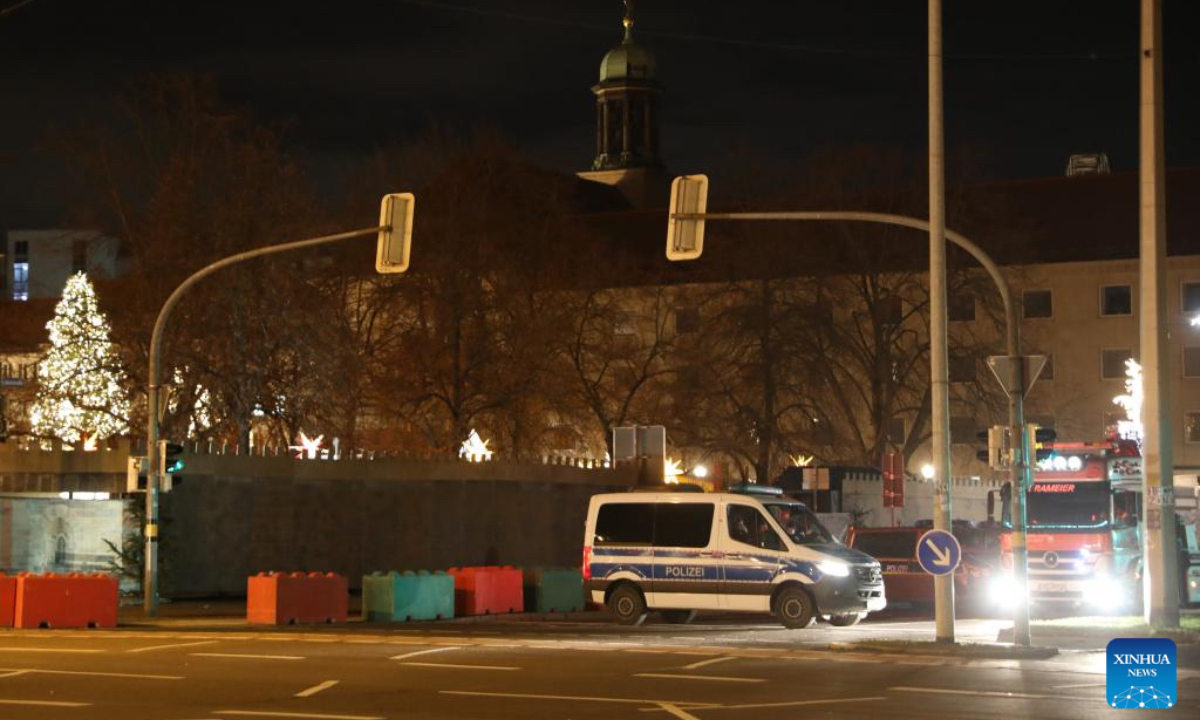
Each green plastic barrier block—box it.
[522,567,584,613]
[362,570,454,622]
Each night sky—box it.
[1,0,1197,225]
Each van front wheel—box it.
[608,584,648,626]
[774,587,816,629]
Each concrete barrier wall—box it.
[1,443,636,596]
[162,474,626,596]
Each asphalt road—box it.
[0,615,1196,720]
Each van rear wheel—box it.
[828,612,865,627]
[774,586,816,629]
[608,584,648,626]
[661,610,696,624]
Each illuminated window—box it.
[12,261,28,301]
[1101,349,1132,380]
[1100,285,1132,317]
[1023,289,1053,319]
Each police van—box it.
[582,487,885,628]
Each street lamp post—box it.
[143,193,413,616]
[668,203,1034,645]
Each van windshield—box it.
[762,502,834,545]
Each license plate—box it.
[1035,581,1069,593]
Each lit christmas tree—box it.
[30,273,131,444]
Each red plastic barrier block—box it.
[448,566,523,616]
[13,573,118,629]
[247,571,348,625]
[0,574,15,628]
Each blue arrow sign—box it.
[916,529,961,576]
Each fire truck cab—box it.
[989,439,1145,610]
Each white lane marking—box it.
[0,667,182,680]
[656,703,703,720]
[439,690,712,707]
[214,712,381,720]
[641,696,889,711]
[681,655,735,670]
[0,647,102,653]
[128,640,220,653]
[389,646,457,661]
[295,680,339,698]
[400,662,520,671]
[634,673,765,684]
[0,671,30,678]
[0,698,91,707]
[192,653,304,661]
[1052,682,1107,689]
[890,686,1099,701]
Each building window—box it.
[674,307,700,335]
[1101,349,1133,380]
[1186,412,1200,444]
[1186,347,1200,378]
[1183,281,1200,314]
[1039,354,1054,381]
[950,416,976,445]
[949,355,975,383]
[886,416,905,445]
[1100,284,1132,316]
[11,261,29,301]
[13,240,28,258]
[873,296,903,326]
[1023,289,1053,319]
[71,238,88,274]
[948,293,975,322]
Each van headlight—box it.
[817,561,851,577]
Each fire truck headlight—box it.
[1084,575,1126,605]
[989,573,1017,606]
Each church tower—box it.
[578,2,668,208]
[591,2,661,170]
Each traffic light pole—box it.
[143,225,384,616]
[670,209,1033,643]
[1009,365,1032,646]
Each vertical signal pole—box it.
[928,0,955,643]
[1139,0,1179,628]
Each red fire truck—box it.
[990,438,1145,610]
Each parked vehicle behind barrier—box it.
[582,488,885,628]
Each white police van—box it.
[582,486,885,628]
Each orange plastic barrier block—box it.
[0,574,15,628]
[448,566,523,616]
[247,571,348,625]
[13,573,118,629]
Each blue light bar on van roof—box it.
[728,483,783,496]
